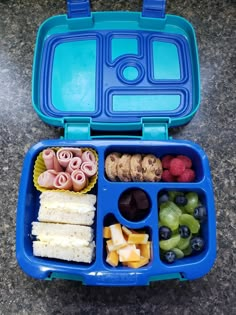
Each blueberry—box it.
[158,193,169,204]
[179,225,191,238]
[190,237,205,251]
[164,251,176,263]
[159,226,172,240]
[174,195,188,206]
[193,206,207,222]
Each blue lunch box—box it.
[16,0,217,286]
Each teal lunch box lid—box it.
[32,0,200,136]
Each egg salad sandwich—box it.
[38,191,96,226]
[32,222,95,263]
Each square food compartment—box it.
[103,213,154,270]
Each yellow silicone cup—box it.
[33,147,98,194]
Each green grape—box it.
[168,191,184,201]
[160,201,182,216]
[159,235,181,251]
[172,248,185,259]
[182,246,193,256]
[169,201,182,216]
[160,202,169,211]
[179,214,200,234]
[177,236,191,250]
[184,192,199,214]
[159,207,180,231]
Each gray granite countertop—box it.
[0,0,236,314]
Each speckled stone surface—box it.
[0,0,236,314]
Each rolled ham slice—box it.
[80,162,97,177]
[66,157,82,174]
[53,156,63,172]
[67,148,82,157]
[71,170,88,192]
[81,150,96,164]
[56,149,73,168]
[53,172,73,190]
[42,149,63,172]
[37,170,58,189]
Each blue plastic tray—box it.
[16,139,216,285]
[16,0,216,285]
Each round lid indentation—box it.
[122,66,139,81]
[117,61,144,85]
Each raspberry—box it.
[161,170,176,182]
[161,155,174,169]
[177,169,195,182]
[169,158,186,176]
[177,155,192,169]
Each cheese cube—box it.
[123,233,129,242]
[128,233,149,244]
[118,245,140,262]
[110,223,127,249]
[103,226,111,239]
[106,251,119,267]
[127,256,149,269]
[106,239,126,251]
[121,226,132,236]
[106,239,116,252]
[139,241,151,259]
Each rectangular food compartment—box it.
[17,142,98,281]
[157,188,213,274]
[16,139,216,285]
[104,142,205,182]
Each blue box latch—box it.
[142,0,166,18]
[67,0,91,18]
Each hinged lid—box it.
[32,0,200,137]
